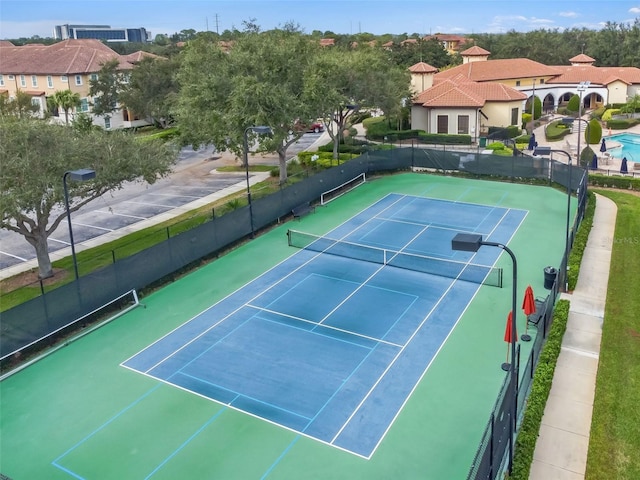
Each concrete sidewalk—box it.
[529,193,617,479]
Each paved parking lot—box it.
[0,132,325,279]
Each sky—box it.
[0,0,639,40]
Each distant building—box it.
[53,24,151,43]
[0,39,160,129]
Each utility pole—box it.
[215,14,220,34]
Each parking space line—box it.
[124,200,175,208]
[95,210,147,220]
[148,193,202,199]
[72,222,114,232]
[49,238,70,246]
[0,250,28,261]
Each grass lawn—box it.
[586,190,640,479]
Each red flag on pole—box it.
[522,285,536,316]
[504,311,517,343]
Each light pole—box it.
[575,81,590,167]
[451,232,518,475]
[534,146,573,292]
[530,78,536,135]
[243,126,272,238]
[63,168,96,280]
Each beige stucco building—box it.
[0,39,156,129]
[411,48,640,142]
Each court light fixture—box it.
[451,232,519,475]
[244,125,273,238]
[63,168,97,280]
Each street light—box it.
[575,81,590,167]
[243,125,272,238]
[533,146,572,292]
[451,232,518,475]
[530,78,536,135]
[63,168,96,280]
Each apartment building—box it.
[0,39,156,129]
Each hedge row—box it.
[509,299,570,479]
[567,191,596,291]
[589,173,640,191]
[606,117,640,129]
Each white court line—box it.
[0,250,28,261]
[95,210,147,220]
[124,200,175,208]
[72,222,114,232]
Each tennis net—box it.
[287,229,503,287]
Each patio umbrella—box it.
[503,311,517,369]
[528,133,536,150]
[621,157,628,174]
[600,138,607,154]
[521,285,536,341]
[590,153,598,170]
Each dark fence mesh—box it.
[0,147,586,364]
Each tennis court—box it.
[0,173,572,479]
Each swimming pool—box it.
[606,133,640,161]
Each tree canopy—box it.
[119,56,180,128]
[0,117,178,278]
[175,27,323,183]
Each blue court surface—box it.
[122,193,527,458]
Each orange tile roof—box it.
[409,61,438,73]
[414,75,526,107]
[435,58,562,82]
[547,64,640,85]
[569,53,595,64]
[0,39,145,75]
[319,38,335,47]
[424,34,467,43]
[460,45,490,56]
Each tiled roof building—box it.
[410,48,640,141]
[0,39,159,129]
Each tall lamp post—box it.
[530,78,536,135]
[534,146,573,292]
[451,232,519,475]
[63,168,96,280]
[243,126,273,238]
[575,81,590,166]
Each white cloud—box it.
[629,7,640,14]
[559,11,579,18]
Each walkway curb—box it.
[529,193,617,479]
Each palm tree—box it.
[50,89,81,124]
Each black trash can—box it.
[543,266,557,290]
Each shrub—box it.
[417,133,472,145]
[589,174,640,191]
[567,94,580,113]
[510,300,570,479]
[544,121,571,141]
[601,109,620,122]
[567,191,596,291]
[607,117,640,129]
[587,118,602,144]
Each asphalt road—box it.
[0,132,325,275]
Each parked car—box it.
[306,122,324,133]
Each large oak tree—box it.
[175,26,322,183]
[0,117,178,278]
[304,46,411,159]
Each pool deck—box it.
[533,118,640,174]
